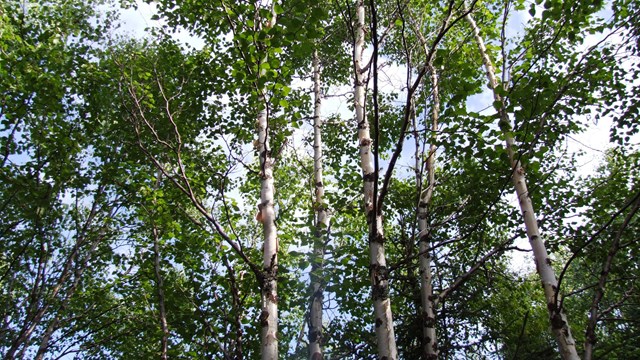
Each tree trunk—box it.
[417,65,440,360]
[148,171,170,360]
[255,5,279,359]
[309,48,328,360]
[464,10,580,360]
[34,316,58,360]
[223,257,245,360]
[153,222,170,360]
[256,103,279,360]
[353,1,398,358]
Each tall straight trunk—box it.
[256,104,279,360]
[417,65,440,360]
[223,257,245,360]
[255,6,279,360]
[309,48,328,360]
[353,1,398,358]
[464,10,580,360]
[153,224,169,360]
[150,171,169,360]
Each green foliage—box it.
[1,0,639,359]
[558,148,640,359]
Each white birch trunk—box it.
[465,10,580,360]
[256,6,279,359]
[417,66,440,360]
[309,48,328,360]
[354,1,398,358]
[256,106,279,360]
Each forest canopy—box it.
[0,0,639,359]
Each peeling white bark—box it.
[256,5,280,359]
[465,10,580,360]
[309,48,328,360]
[417,66,439,360]
[256,107,279,360]
[354,1,398,358]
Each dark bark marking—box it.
[422,315,436,328]
[260,310,269,327]
[372,284,388,301]
[366,209,374,224]
[363,172,376,181]
[370,231,384,244]
[370,264,389,301]
[269,293,278,304]
[360,138,372,146]
[309,329,320,342]
[551,313,565,330]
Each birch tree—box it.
[308,48,330,360]
[351,1,399,357]
[464,8,580,359]
[2,0,639,359]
